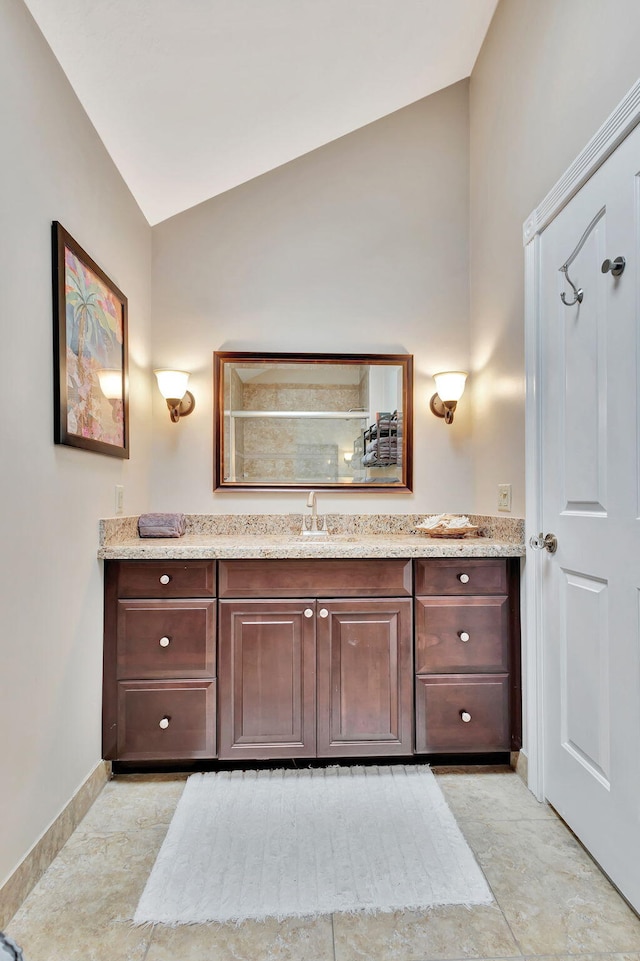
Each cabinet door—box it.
[316,598,413,757]
[218,600,316,759]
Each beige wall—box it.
[0,0,152,889]
[469,0,640,516]
[150,81,473,515]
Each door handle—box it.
[529,532,558,554]
[601,256,626,277]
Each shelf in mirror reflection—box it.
[214,351,412,491]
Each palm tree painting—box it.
[53,222,129,458]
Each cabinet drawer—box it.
[218,558,412,598]
[414,558,507,596]
[116,600,216,678]
[415,674,509,753]
[115,561,216,598]
[117,680,216,760]
[414,596,508,673]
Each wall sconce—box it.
[154,369,196,423]
[430,371,467,425]
[343,451,354,466]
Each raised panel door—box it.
[538,123,640,910]
[218,599,316,759]
[316,598,413,757]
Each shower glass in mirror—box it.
[214,352,413,491]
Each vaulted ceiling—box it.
[24,0,498,224]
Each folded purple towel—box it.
[138,513,186,538]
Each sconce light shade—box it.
[433,371,467,402]
[154,369,190,399]
[97,368,123,400]
[430,370,467,425]
[154,368,195,423]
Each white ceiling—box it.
[24,0,498,225]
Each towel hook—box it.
[560,265,584,306]
[558,209,604,307]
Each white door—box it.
[538,121,640,909]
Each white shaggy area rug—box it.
[133,765,492,924]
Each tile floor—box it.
[5,766,640,961]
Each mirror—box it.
[214,352,413,491]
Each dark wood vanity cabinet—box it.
[103,560,217,762]
[217,559,413,760]
[103,554,520,764]
[413,557,521,754]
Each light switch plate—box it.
[498,483,512,512]
[115,485,124,516]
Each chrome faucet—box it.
[301,490,326,536]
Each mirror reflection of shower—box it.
[215,353,412,491]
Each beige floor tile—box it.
[463,818,640,955]
[6,825,169,959]
[4,919,152,961]
[145,915,335,961]
[76,776,186,835]
[6,825,169,956]
[332,903,521,961]
[434,769,555,823]
[524,955,640,961]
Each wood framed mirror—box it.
[214,352,413,491]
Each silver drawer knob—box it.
[319,608,329,618]
[159,574,171,585]
[159,636,171,647]
[458,573,470,584]
[458,631,470,642]
[460,711,472,723]
[304,608,314,618]
[158,716,170,729]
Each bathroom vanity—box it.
[100,518,523,766]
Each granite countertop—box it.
[98,514,526,560]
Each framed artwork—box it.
[52,222,129,458]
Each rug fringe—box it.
[129,898,484,928]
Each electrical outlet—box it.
[115,485,124,516]
[498,483,512,512]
